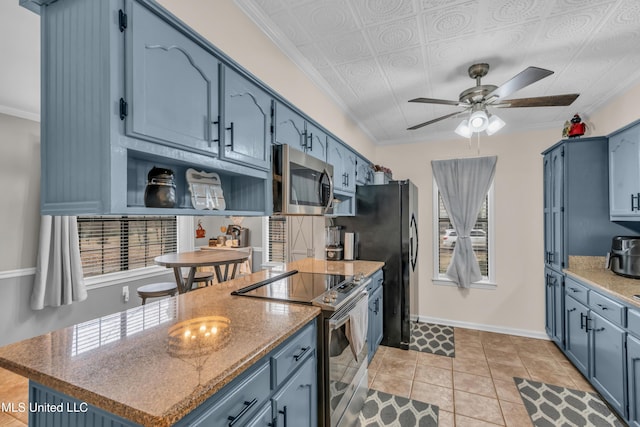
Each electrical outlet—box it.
[122,286,129,303]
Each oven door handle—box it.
[328,291,368,330]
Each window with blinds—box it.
[267,217,287,263]
[436,188,491,279]
[77,216,177,278]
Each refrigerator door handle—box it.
[410,213,418,272]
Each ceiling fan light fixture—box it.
[454,119,472,138]
[486,114,506,136]
[469,109,489,132]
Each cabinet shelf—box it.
[126,149,270,215]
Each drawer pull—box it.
[595,327,606,332]
[568,308,576,312]
[596,304,609,310]
[569,287,579,293]
[293,346,311,361]
[227,398,257,427]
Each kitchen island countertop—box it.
[0,257,383,426]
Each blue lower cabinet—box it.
[273,356,317,427]
[368,285,383,363]
[180,361,271,427]
[628,334,640,427]
[590,311,626,417]
[564,295,589,376]
[366,270,384,363]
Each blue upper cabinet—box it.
[127,1,220,156]
[304,122,329,162]
[221,66,272,170]
[356,155,374,185]
[274,102,306,149]
[327,137,356,194]
[609,120,640,221]
[274,102,327,162]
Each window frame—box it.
[431,179,497,289]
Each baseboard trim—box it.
[412,314,549,340]
[0,267,36,280]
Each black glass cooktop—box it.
[232,270,348,304]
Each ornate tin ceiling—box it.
[236,0,640,144]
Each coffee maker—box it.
[226,224,250,247]
[325,225,343,261]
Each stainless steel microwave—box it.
[272,144,334,215]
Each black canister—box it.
[144,166,176,208]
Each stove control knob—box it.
[330,291,338,299]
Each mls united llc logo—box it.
[2,401,89,413]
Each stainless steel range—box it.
[232,270,370,427]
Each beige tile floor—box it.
[0,327,594,426]
[368,327,596,427]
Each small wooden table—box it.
[154,249,250,293]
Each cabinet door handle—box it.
[293,346,311,361]
[585,316,592,333]
[568,287,579,293]
[279,406,288,427]
[308,133,313,151]
[595,327,606,332]
[580,312,586,330]
[227,398,257,427]
[568,307,576,312]
[212,118,220,143]
[225,122,234,150]
[596,303,608,311]
[632,193,640,212]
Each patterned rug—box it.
[356,389,438,427]
[409,322,455,357]
[515,378,624,427]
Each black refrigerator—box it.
[335,180,419,349]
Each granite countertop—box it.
[565,256,640,308]
[0,257,384,426]
[286,258,385,278]
[0,268,321,427]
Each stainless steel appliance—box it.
[325,225,344,261]
[225,224,249,247]
[232,270,370,427]
[273,144,334,215]
[335,180,419,349]
[609,236,640,278]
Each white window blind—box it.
[267,217,287,263]
[77,216,177,278]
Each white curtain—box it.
[31,216,88,310]
[432,156,497,288]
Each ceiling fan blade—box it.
[488,66,554,100]
[409,97,462,106]
[493,94,580,108]
[407,111,463,130]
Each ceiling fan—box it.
[407,63,579,136]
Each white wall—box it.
[0,114,40,271]
[374,82,640,337]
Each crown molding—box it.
[233,0,379,145]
